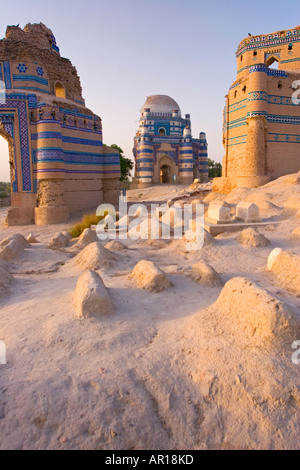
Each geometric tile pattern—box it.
[36,67,44,77]
[0,98,31,191]
[17,64,27,73]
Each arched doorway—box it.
[55,81,66,99]
[0,106,35,225]
[160,164,171,184]
[155,153,177,185]
[266,56,279,69]
[0,135,11,208]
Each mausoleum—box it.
[0,23,120,225]
[214,25,300,193]
[133,95,208,187]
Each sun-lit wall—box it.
[214,25,300,193]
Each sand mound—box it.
[74,242,115,270]
[131,260,171,292]
[284,194,300,214]
[115,215,135,229]
[168,228,215,255]
[0,263,13,298]
[27,234,39,244]
[183,228,215,246]
[104,240,127,252]
[236,228,270,248]
[281,173,300,185]
[145,239,171,249]
[178,276,300,449]
[210,172,299,216]
[0,234,29,261]
[291,227,300,240]
[224,187,253,204]
[48,232,69,250]
[128,217,172,240]
[0,233,29,250]
[74,270,114,318]
[161,206,184,229]
[191,261,222,286]
[203,192,221,204]
[62,231,72,241]
[72,228,98,251]
[268,249,300,294]
[130,205,149,218]
[214,277,300,347]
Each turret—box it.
[199,132,209,182]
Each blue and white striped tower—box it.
[179,124,194,185]
[135,116,154,187]
[199,132,209,182]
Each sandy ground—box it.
[0,177,299,450]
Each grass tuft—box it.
[69,212,110,238]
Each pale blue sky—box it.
[0,0,299,181]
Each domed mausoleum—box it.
[133,95,208,187]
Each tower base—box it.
[35,206,70,225]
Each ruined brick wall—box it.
[0,23,83,102]
[0,23,120,225]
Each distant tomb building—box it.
[214,25,300,193]
[0,23,120,225]
[133,95,208,187]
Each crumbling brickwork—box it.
[0,23,120,225]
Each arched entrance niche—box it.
[0,105,36,225]
[0,123,15,196]
[160,164,171,184]
[265,56,279,69]
[157,154,177,184]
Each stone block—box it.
[236,202,260,223]
[207,201,232,224]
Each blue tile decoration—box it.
[236,30,300,58]
[3,62,12,89]
[13,75,48,85]
[36,67,44,77]
[267,133,300,143]
[0,98,31,191]
[50,34,60,53]
[17,64,27,73]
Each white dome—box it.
[141,95,181,117]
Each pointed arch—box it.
[0,122,15,193]
[265,56,279,69]
[55,81,66,99]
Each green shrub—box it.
[68,212,110,238]
[208,158,222,178]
